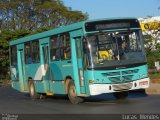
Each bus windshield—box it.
[85,30,146,69]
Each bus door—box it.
[75,37,86,94]
[17,44,27,91]
[40,38,52,92]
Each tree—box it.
[0,30,32,79]
[143,30,160,67]
[0,0,88,79]
[0,0,88,31]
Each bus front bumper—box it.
[89,78,150,96]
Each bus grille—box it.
[102,69,139,84]
[112,83,133,91]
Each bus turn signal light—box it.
[89,80,94,83]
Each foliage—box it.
[143,28,160,68]
[149,72,160,79]
[146,50,160,67]
[144,30,160,54]
[0,0,88,31]
[0,30,32,78]
[0,0,88,79]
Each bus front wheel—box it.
[67,81,84,104]
[113,91,128,99]
[29,81,40,99]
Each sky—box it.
[63,0,160,20]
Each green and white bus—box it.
[9,18,150,104]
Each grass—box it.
[149,72,160,80]
[0,79,11,86]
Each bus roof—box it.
[9,20,85,46]
[85,17,137,23]
[9,17,138,46]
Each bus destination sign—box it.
[95,23,130,30]
[85,19,140,32]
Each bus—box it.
[9,18,150,104]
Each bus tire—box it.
[67,81,84,104]
[29,81,40,99]
[113,91,128,99]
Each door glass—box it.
[42,46,49,70]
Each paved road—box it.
[0,86,160,119]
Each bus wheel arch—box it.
[28,77,32,83]
[27,77,33,89]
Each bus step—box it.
[46,91,54,96]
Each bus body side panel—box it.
[33,64,50,94]
[49,61,67,94]
[25,64,41,80]
[86,65,149,96]
[25,63,46,93]
[51,60,73,94]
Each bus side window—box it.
[27,54,32,64]
[59,35,64,59]
[32,40,40,63]
[63,34,71,60]
[50,36,60,60]
[25,42,32,64]
[50,34,71,61]
[10,46,17,66]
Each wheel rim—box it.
[30,83,35,97]
[69,85,76,98]
[68,82,84,104]
[69,85,78,104]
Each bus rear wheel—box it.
[113,91,128,99]
[67,81,84,104]
[29,81,40,99]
